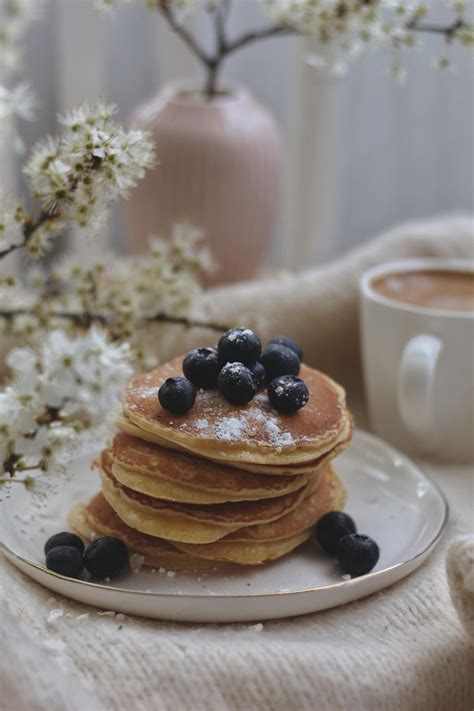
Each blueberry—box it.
[218,362,257,405]
[84,536,129,579]
[158,376,196,415]
[218,328,261,367]
[46,546,84,579]
[267,375,309,414]
[315,511,357,555]
[268,336,303,362]
[336,533,380,577]
[183,347,220,389]
[248,361,266,389]
[260,344,300,381]
[44,531,85,556]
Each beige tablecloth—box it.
[1,214,473,711]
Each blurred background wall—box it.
[5,0,474,269]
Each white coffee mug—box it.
[360,258,474,462]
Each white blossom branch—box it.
[0,305,230,334]
[0,328,133,481]
[0,100,155,261]
[152,0,473,97]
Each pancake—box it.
[122,357,351,466]
[70,465,344,568]
[116,413,353,476]
[225,464,344,542]
[68,496,219,571]
[173,468,346,564]
[106,432,315,504]
[69,494,310,568]
[98,451,314,544]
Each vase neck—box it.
[162,81,249,108]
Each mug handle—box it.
[397,334,443,439]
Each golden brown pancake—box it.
[173,468,346,564]
[69,495,309,568]
[106,432,315,504]
[69,465,345,567]
[225,464,344,542]
[116,413,353,476]
[122,357,351,466]
[98,451,314,544]
[68,496,219,571]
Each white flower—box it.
[0,327,133,478]
[264,0,471,73]
[0,204,24,253]
[5,346,38,377]
[23,100,155,232]
[95,0,197,17]
[0,0,43,75]
[0,83,35,122]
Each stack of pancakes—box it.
[69,356,353,569]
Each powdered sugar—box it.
[226,328,253,342]
[214,417,245,441]
[175,388,296,450]
[195,418,209,430]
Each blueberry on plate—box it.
[84,536,129,579]
[218,328,261,367]
[336,533,380,577]
[182,347,220,389]
[44,531,85,556]
[158,376,196,415]
[315,511,357,555]
[260,344,300,381]
[268,336,303,362]
[46,546,84,579]
[267,375,309,413]
[248,361,266,389]
[218,362,257,405]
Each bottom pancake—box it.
[68,496,220,571]
[69,497,311,568]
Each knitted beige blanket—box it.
[1,215,473,711]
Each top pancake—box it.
[123,357,350,466]
[115,413,352,476]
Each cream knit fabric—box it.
[446,535,474,640]
[1,215,473,711]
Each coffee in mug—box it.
[359,259,474,462]
[371,269,474,313]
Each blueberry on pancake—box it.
[218,328,261,367]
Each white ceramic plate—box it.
[0,430,447,623]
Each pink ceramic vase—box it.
[123,83,281,285]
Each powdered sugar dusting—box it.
[214,417,244,442]
[173,388,297,450]
[265,420,294,448]
[125,359,343,452]
[226,328,253,342]
[195,418,209,430]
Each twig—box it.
[224,24,299,54]
[157,0,470,97]
[0,306,229,333]
[407,17,466,39]
[158,1,212,66]
[219,0,232,28]
[146,311,229,332]
[0,477,33,485]
[215,0,230,52]
[0,211,58,260]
